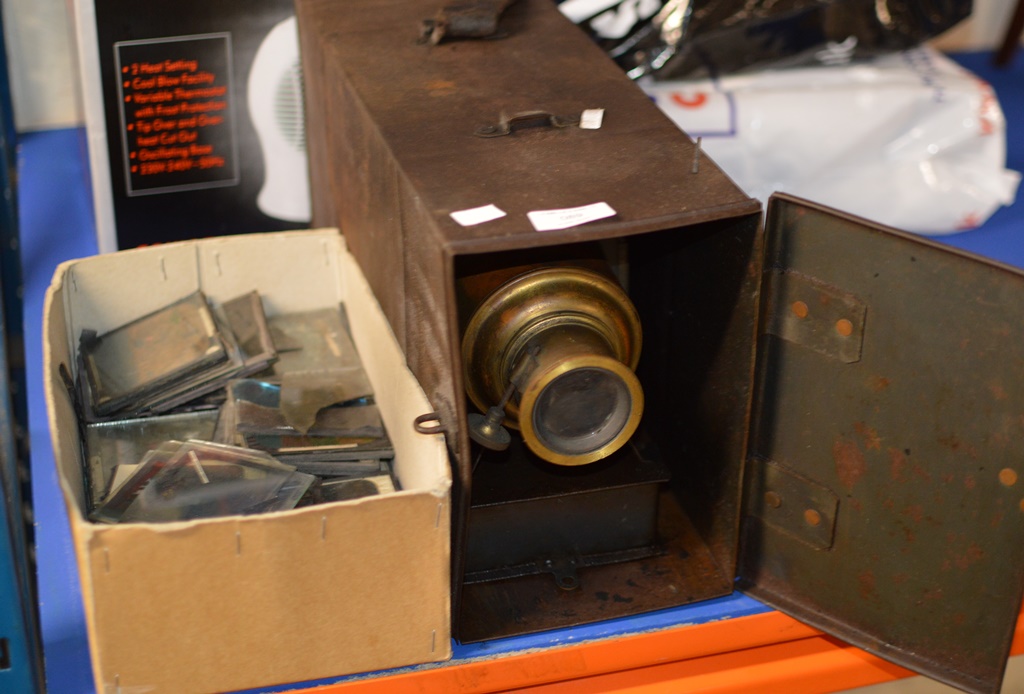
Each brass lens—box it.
[461,266,643,465]
[534,368,629,453]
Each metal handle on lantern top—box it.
[461,265,643,466]
[420,0,518,45]
[474,111,581,138]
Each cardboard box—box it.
[42,230,452,693]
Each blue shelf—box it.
[21,50,1024,693]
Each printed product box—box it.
[71,0,311,252]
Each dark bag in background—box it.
[560,0,973,79]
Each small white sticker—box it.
[579,108,605,130]
[450,204,507,227]
[558,0,623,23]
[527,202,617,232]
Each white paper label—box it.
[558,0,623,23]
[527,202,617,232]
[450,204,507,227]
[579,108,605,130]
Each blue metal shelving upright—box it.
[0,1,44,691]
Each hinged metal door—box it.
[739,194,1024,694]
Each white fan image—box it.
[247,16,311,223]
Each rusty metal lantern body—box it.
[296,0,1024,690]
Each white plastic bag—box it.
[643,47,1021,234]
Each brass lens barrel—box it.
[461,266,643,466]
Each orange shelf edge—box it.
[518,615,1024,694]
[515,636,915,694]
[300,609,1024,694]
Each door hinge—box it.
[746,457,840,551]
[765,269,866,363]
